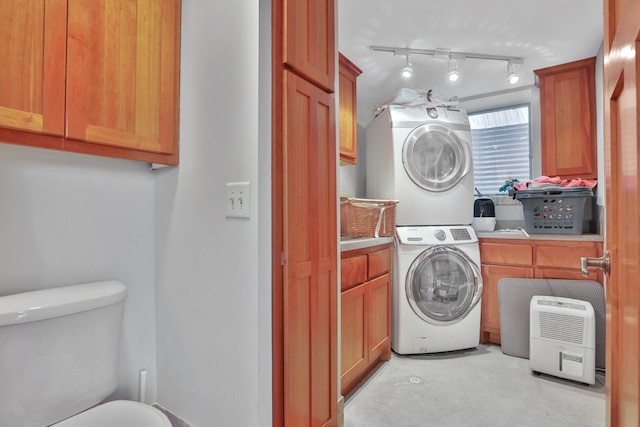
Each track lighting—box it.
[507,62,520,84]
[447,58,459,82]
[401,55,413,79]
[371,45,524,85]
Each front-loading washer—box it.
[393,225,483,354]
[366,105,474,226]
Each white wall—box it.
[0,144,158,402]
[154,0,271,426]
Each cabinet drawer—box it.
[341,255,367,290]
[536,245,598,269]
[480,242,533,266]
[368,248,392,279]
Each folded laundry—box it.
[514,176,597,191]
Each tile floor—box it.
[344,344,605,427]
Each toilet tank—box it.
[0,280,127,427]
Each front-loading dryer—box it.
[366,105,474,226]
[393,225,483,354]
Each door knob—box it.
[581,251,611,277]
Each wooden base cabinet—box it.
[479,238,602,344]
[340,244,392,395]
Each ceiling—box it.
[337,0,604,126]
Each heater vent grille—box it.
[539,312,585,344]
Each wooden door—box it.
[282,70,337,427]
[536,58,597,179]
[367,273,391,362]
[602,0,640,424]
[282,0,335,92]
[0,0,66,136]
[338,53,361,165]
[340,283,367,391]
[480,265,534,344]
[66,0,180,155]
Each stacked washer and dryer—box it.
[366,104,482,354]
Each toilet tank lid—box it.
[0,280,127,326]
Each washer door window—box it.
[402,123,471,192]
[406,246,482,325]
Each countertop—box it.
[340,236,394,252]
[476,230,603,242]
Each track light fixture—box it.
[447,58,459,82]
[507,62,520,84]
[371,45,524,85]
[401,55,413,79]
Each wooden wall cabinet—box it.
[479,238,602,344]
[340,244,392,395]
[0,0,181,165]
[338,53,362,165]
[535,57,597,179]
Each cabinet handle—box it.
[580,251,611,277]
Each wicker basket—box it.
[340,198,398,238]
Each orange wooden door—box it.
[282,0,335,92]
[282,70,337,427]
[66,0,180,154]
[367,273,391,362]
[536,58,597,179]
[480,265,534,344]
[338,53,361,165]
[602,0,640,424]
[340,283,367,391]
[0,0,66,136]
[603,0,640,427]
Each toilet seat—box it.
[52,400,172,427]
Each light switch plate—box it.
[226,182,251,219]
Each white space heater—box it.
[529,295,596,385]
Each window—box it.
[468,104,531,196]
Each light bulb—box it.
[507,63,520,85]
[401,65,413,79]
[401,55,413,79]
[447,59,459,82]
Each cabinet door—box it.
[480,265,534,344]
[480,241,533,266]
[282,0,335,92]
[66,0,180,156]
[282,70,337,427]
[367,247,392,279]
[536,58,596,179]
[341,255,367,291]
[338,53,361,165]
[340,283,367,393]
[0,0,66,136]
[367,273,391,362]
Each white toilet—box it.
[0,280,172,427]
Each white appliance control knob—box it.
[434,229,447,241]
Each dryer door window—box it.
[402,123,471,192]
[406,246,482,325]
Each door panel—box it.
[603,0,640,424]
[66,0,180,154]
[282,70,337,427]
[0,0,66,135]
[367,274,391,361]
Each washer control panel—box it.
[396,225,478,245]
